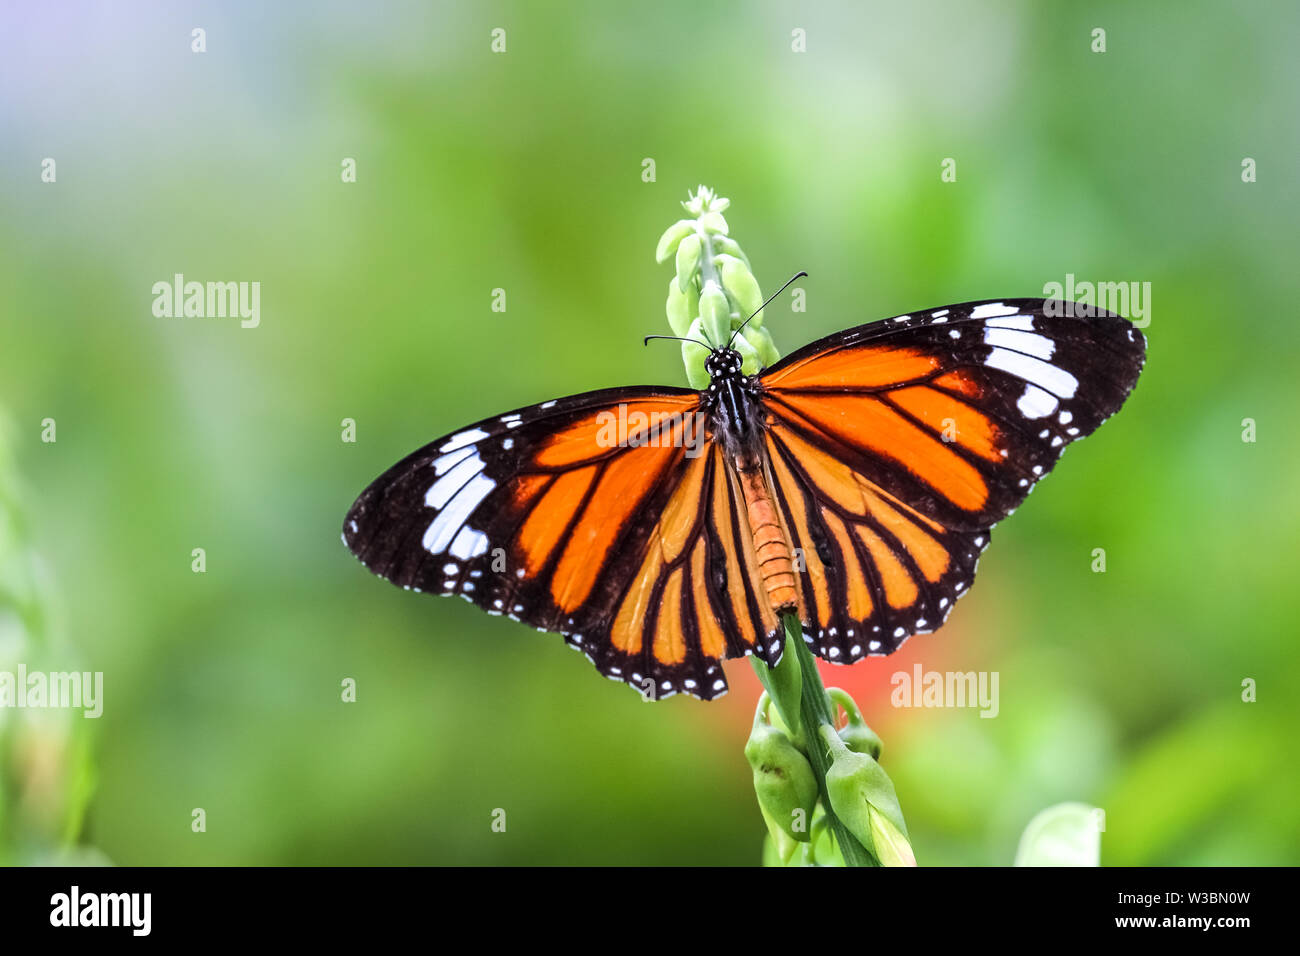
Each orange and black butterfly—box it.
[343,299,1145,700]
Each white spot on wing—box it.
[985,348,1078,398]
[449,525,489,560]
[970,302,1019,319]
[984,327,1055,359]
[1016,383,1059,419]
[425,451,484,509]
[984,314,1036,331]
[432,445,474,476]
[422,473,495,553]
[438,428,488,453]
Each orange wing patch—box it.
[656,452,709,563]
[762,345,939,391]
[860,485,950,582]
[887,385,1003,463]
[855,525,920,609]
[533,398,696,468]
[771,392,989,512]
[551,442,678,612]
[612,544,661,655]
[518,466,596,572]
[690,541,728,660]
[510,473,553,509]
[820,510,875,621]
[652,568,688,665]
[931,370,983,399]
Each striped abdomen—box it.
[735,458,799,614]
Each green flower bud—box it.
[820,725,915,866]
[698,279,730,349]
[709,196,731,213]
[713,236,750,270]
[733,329,761,376]
[699,210,729,235]
[717,255,764,322]
[674,232,701,293]
[746,695,819,844]
[681,317,711,389]
[828,687,883,760]
[742,325,781,369]
[655,219,698,264]
[760,807,800,865]
[665,277,699,338]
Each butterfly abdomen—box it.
[736,458,799,615]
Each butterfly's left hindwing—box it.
[343,386,776,700]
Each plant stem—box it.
[762,614,879,867]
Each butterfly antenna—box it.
[728,271,808,349]
[643,333,715,351]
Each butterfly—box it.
[343,299,1145,701]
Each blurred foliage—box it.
[0,413,103,865]
[0,0,1297,864]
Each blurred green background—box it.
[2,0,1297,865]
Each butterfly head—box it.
[704,347,745,382]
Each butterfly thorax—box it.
[702,348,765,456]
[701,348,800,616]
